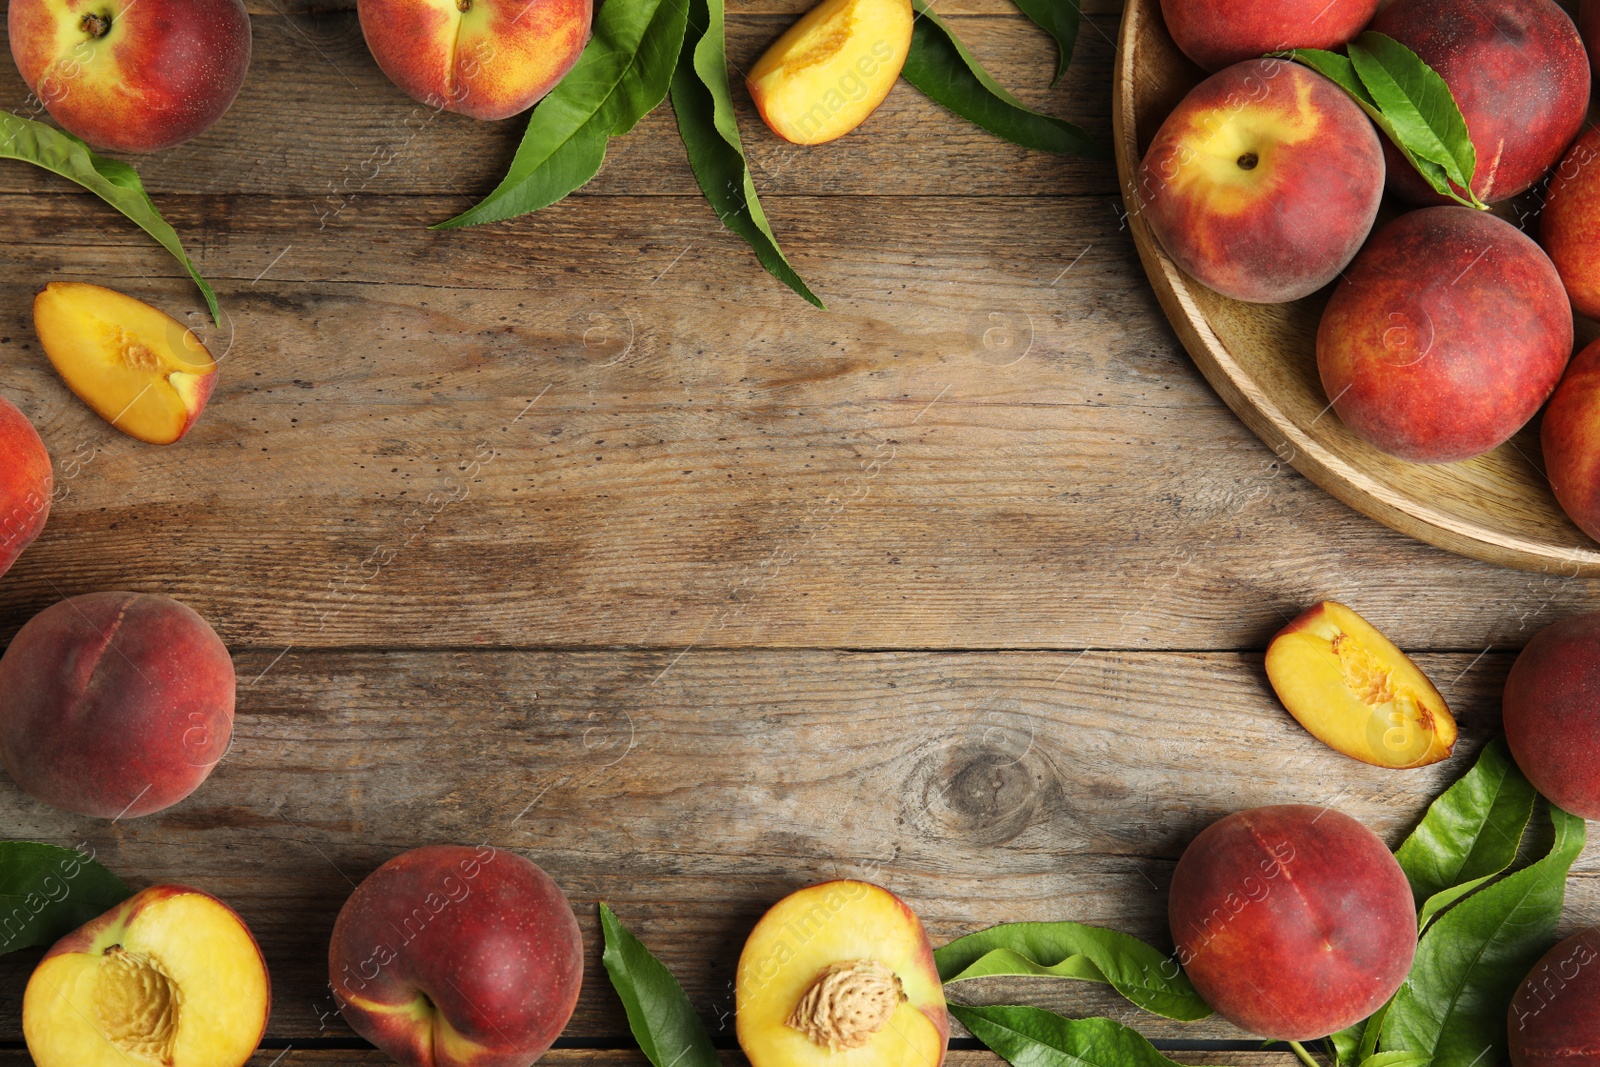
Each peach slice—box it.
[23,885,270,1067]
[33,282,217,444]
[737,880,948,1067]
[746,0,912,145]
[1265,601,1456,768]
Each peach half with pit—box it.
[746,0,913,145]
[737,880,948,1067]
[23,885,270,1067]
[33,283,217,445]
[1265,601,1456,768]
[1136,58,1385,304]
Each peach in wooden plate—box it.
[1265,600,1455,768]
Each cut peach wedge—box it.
[746,0,913,145]
[33,283,217,444]
[737,881,948,1067]
[23,885,270,1067]
[1265,601,1457,769]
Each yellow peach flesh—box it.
[737,881,946,1067]
[24,889,269,1067]
[1265,601,1456,769]
[747,0,912,145]
[33,282,216,445]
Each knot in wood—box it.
[785,959,906,1052]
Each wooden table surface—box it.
[3,0,1598,1063]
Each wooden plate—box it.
[1112,0,1600,575]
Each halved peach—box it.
[746,0,913,145]
[32,283,217,444]
[24,885,270,1067]
[737,880,948,1067]
[1265,601,1456,768]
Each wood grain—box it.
[1,648,1591,1043]
[0,14,1120,200]
[1113,0,1600,574]
[5,189,1600,650]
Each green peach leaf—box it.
[0,115,220,323]
[599,903,720,1067]
[0,841,131,955]
[953,1004,1201,1067]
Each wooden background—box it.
[2,0,1598,1062]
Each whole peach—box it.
[9,0,252,152]
[1316,206,1572,463]
[0,591,234,818]
[329,844,583,1067]
[1159,0,1379,72]
[1509,928,1600,1066]
[1372,0,1588,204]
[1543,339,1600,540]
[1504,613,1600,820]
[1137,59,1385,304]
[1169,805,1416,1040]
[1541,127,1600,319]
[0,395,51,580]
[359,0,592,120]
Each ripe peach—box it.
[33,283,217,445]
[746,0,913,145]
[737,881,948,1067]
[1169,805,1416,1040]
[1543,340,1600,542]
[24,885,270,1067]
[0,394,51,580]
[1508,928,1600,1066]
[0,591,235,819]
[1135,59,1385,304]
[329,844,583,1067]
[1265,601,1456,768]
[8,0,251,153]
[1503,613,1600,820]
[359,0,592,120]
[1371,0,1589,204]
[1316,206,1572,463]
[1158,0,1379,72]
[1541,127,1600,319]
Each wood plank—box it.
[0,14,1120,199]
[3,191,1598,650]
[0,649,1590,1042]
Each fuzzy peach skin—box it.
[1543,339,1600,541]
[1317,206,1572,463]
[1372,0,1588,204]
[1159,0,1379,72]
[737,880,948,1067]
[24,885,270,1067]
[1508,928,1600,1067]
[9,0,250,152]
[330,845,583,1067]
[1542,127,1600,319]
[0,591,235,819]
[0,395,51,581]
[1169,805,1416,1041]
[1135,59,1384,304]
[1503,613,1600,820]
[358,0,592,120]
